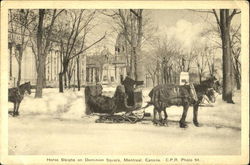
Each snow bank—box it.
[9,88,86,119]
[9,87,241,130]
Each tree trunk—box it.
[129,47,135,79]
[199,73,202,83]
[73,69,76,91]
[152,78,155,87]
[235,61,241,90]
[162,66,166,84]
[35,56,45,98]
[9,43,13,78]
[167,68,170,84]
[134,10,144,83]
[77,57,81,91]
[16,47,23,87]
[35,9,45,98]
[64,72,67,88]
[220,9,234,103]
[130,13,136,79]
[125,41,130,75]
[211,63,215,77]
[156,72,160,85]
[233,61,241,90]
[17,60,22,87]
[169,67,172,83]
[59,72,64,93]
[43,64,46,88]
[68,75,71,89]
[234,72,241,90]
[235,76,241,90]
[174,72,177,84]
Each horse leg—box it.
[13,103,16,117]
[152,107,158,125]
[163,108,168,126]
[179,102,189,128]
[158,109,164,126]
[16,102,20,116]
[193,104,200,127]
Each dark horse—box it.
[147,77,222,128]
[8,82,31,116]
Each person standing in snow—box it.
[121,75,143,106]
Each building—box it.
[85,33,128,85]
[8,40,87,88]
[8,31,127,87]
[86,47,127,85]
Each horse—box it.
[8,82,31,116]
[147,77,222,128]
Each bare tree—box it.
[174,45,196,75]
[35,9,64,98]
[8,9,36,86]
[191,9,241,103]
[212,9,240,103]
[231,25,241,89]
[143,51,158,86]
[57,10,106,92]
[76,55,81,91]
[117,9,144,81]
[143,36,184,86]
[193,46,208,83]
[103,9,144,81]
[67,58,76,88]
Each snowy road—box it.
[8,88,241,155]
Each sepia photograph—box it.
[0,1,249,164]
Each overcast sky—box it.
[86,9,241,55]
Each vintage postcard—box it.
[0,0,249,164]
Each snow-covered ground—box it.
[8,87,241,155]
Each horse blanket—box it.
[149,84,198,107]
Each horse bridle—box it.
[207,87,220,101]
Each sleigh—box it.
[84,77,146,123]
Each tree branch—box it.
[69,33,106,60]
[212,9,221,30]
[130,9,140,18]
[118,9,132,45]
[229,9,241,21]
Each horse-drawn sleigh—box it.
[85,76,222,127]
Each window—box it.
[181,79,187,83]
[103,75,108,81]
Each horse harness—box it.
[172,84,198,101]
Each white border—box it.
[1,1,249,164]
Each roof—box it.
[86,54,127,67]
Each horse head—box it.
[205,88,216,103]
[202,76,222,95]
[213,80,222,94]
[24,82,31,95]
